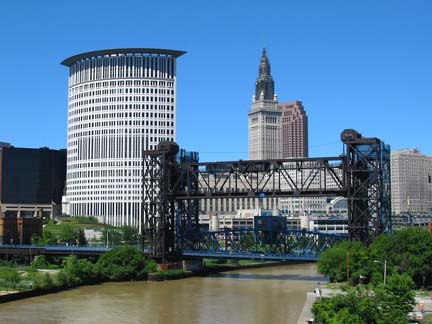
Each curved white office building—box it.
[61,48,185,228]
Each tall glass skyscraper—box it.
[61,48,185,228]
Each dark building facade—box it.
[0,216,43,245]
[0,146,66,218]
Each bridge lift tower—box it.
[142,129,391,261]
[341,129,391,243]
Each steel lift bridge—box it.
[142,129,391,262]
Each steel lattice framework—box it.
[143,130,391,261]
[180,228,346,261]
[142,143,179,260]
[341,129,392,243]
[172,157,346,199]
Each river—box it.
[0,263,326,324]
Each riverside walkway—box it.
[297,287,340,324]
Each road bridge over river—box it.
[0,227,346,261]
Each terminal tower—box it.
[248,49,282,160]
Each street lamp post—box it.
[346,252,350,285]
[374,259,387,284]
[106,229,109,248]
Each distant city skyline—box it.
[0,1,431,161]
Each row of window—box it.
[70,80,173,92]
[69,96,174,108]
[69,201,143,226]
[200,198,277,212]
[67,134,173,162]
[67,161,142,170]
[69,104,175,117]
[68,175,143,182]
[70,87,174,99]
[68,168,143,179]
[68,194,142,200]
[69,112,174,124]
[68,127,174,140]
[265,116,279,124]
[70,55,176,85]
[68,120,174,132]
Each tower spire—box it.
[259,48,271,77]
[255,48,275,101]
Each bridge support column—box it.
[182,259,203,272]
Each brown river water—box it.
[0,263,326,324]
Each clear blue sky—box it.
[0,0,431,161]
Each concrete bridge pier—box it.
[182,259,203,272]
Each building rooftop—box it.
[61,48,187,67]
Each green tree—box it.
[318,240,368,284]
[369,227,432,287]
[121,226,139,245]
[0,266,20,289]
[102,227,123,246]
[60,225,76,244]
[31,233,43,245]
[240,233,255,250]
[56,256,81,287]
[313,275,415,324]
[40,273,54,289]
[56,256,96,287]
[31,255,48,269]
[34,229,57,245]
[144,258,158,273]
[329,308,363,324]
[74,216,98,223]
[75,228,88,246]
[312,293,347,323]
[376,273,416,316]
[95,246,148,281]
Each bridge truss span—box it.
[181,228,347,261]
[172,157,346,200]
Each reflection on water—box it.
[209,272,325,281]
[0,263,326,324]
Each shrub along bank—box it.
[0,246,187,299]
